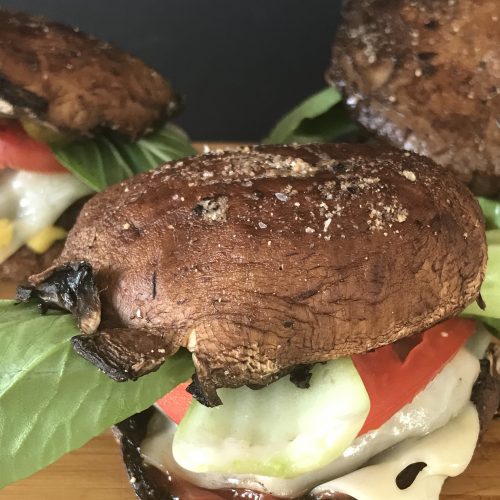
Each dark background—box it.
[1,0,344,141]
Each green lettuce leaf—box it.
[0,300,193,489]
[263,87,358,145]
[51,123,196,192]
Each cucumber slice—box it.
[172,357,369,478]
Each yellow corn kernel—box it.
[26,226,67,254]
[0,219,13,249]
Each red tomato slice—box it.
[0,119,68,173]
[156,381,192,424]
[352,318,475,435]
[157,318,476,434]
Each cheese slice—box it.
[310,403,479,499]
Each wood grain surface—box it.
[0,140,498,498]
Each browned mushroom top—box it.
[0,10,179,139]
[328,0,500,197]
[25,143,486,405]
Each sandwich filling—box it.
[0,117,194,268]
[0,118,90,264]
[0,169,92,262]
[138,323,493,499]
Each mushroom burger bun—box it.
[0,9,194,285]
[328,0,500,197]
[18,144,499,499]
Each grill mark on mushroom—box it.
[151,271,157,300]
[291,288,321,302]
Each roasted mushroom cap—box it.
[328,0,500,197]
[0,9,179,139]
[115,351,500,500]
[21,144,486,405]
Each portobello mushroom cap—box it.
[20,143,486,406]
[0,9,179,139]
[327,0,500,197]
[114,348,500,500]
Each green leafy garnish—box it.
[263,87,358,145]
[478,197,500,231]
[464,223,500,338]
[463,197,500,336]
[465,228,500,317]
[0,300,193,489]
[51,123,196,192]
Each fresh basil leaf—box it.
[0,300,193,489]
[263,87,358,145]
[51,123,196,192]
[464,228,500,338]
[286,104,360,144]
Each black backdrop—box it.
[1,1,344,141]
